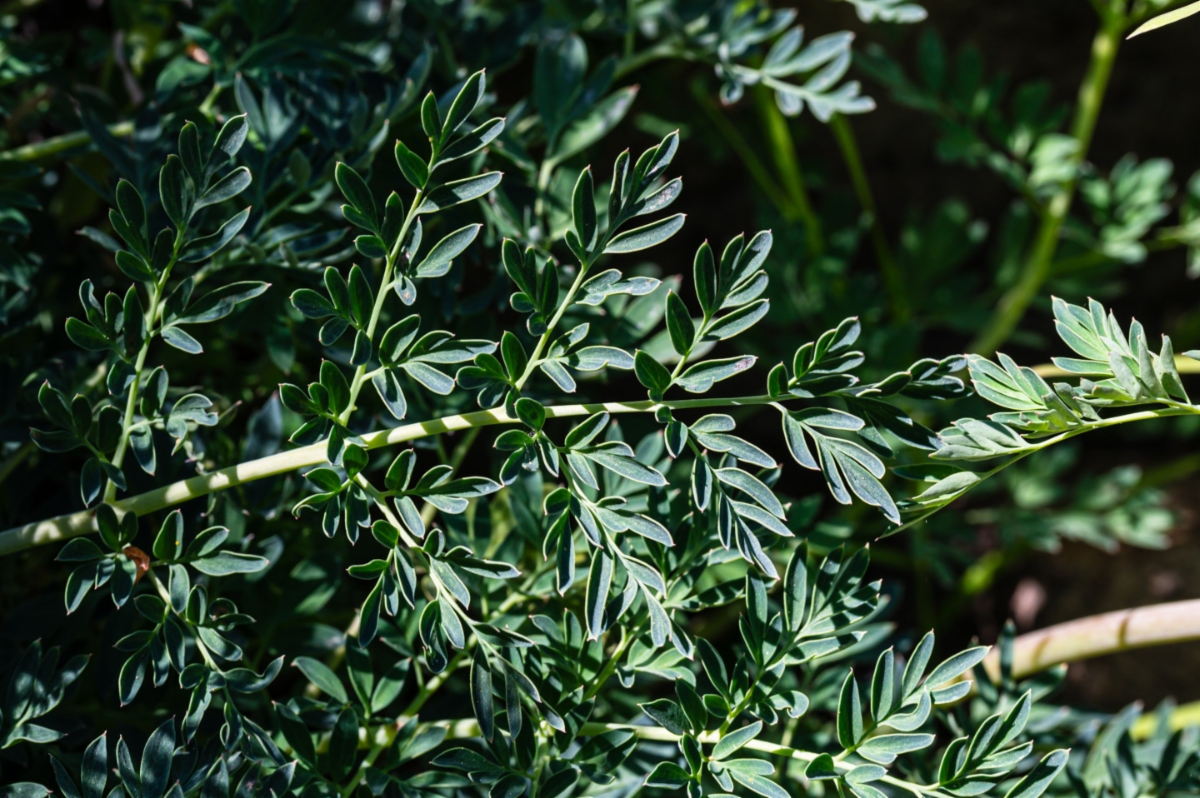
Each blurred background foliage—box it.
[1,0,1199,777]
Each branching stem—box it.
[104,229,185,503]
[341,190,425,425]
[517,263,590,391]
[881,404,1200,539]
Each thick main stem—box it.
[8,401,1197,557]
[970,12,1124,355]
[0,394,786,555]
[983,599,1200,681]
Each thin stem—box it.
[323,562,543,793]
[356,474,418,548]
[970,11,1125,355]
[534,151,556,224]
[340,191,425,425]
[197,84,223,120]
[1049,231,1185,276]
[516,263,589,391]
[339,742,383,798]
[880,404,1200,540]
[0,442,35,488]
[669,305,712,382]
[104,231,185,502]
[106,316,155,501]
[581,624,636,701]
[327,577,550,792]
[419,426,481,526]
[829,114,908,321]
[151,571,219,669]
[400,648,470,719]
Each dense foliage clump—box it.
[1,2,1200,798]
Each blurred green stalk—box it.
[971,9,1125,355]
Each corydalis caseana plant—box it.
[3,11,1197,798]
[5,68,1050,798]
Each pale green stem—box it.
[314,552,547,779]
[0,121,135,163]
[1049,231,1185,276]
[688,80,795,219]
[429,719,940,796]
[533,146,557,224]
[339,742,384,798]
[150,571,219,670]
[970,11,1125,355]
[5,400,1195,557]
[197,84,223,120]
[983,598,1200,682]
[105,317,155,502]
[581,625,634,701]
[402,648,470,719]
[1132,700,1200,740]
[419,426,481,526]
[881,404,1200,540]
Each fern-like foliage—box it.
[0,2,1197,797]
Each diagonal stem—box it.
[340,191,425,425]
[0,394,788,555]
[104,230,185,502]
[970,10,1125,355]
